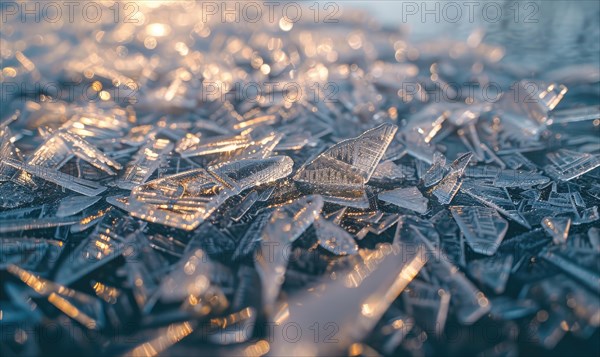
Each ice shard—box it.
[431,152,473,204]
[209,156,294,194]
[54,208,145,285]
[451,206,508,256]
[294,123,398,191]
[461,179,531,228]
[268,242,426,356]
[541,216,571,244]
[379,187,428,214]
[7,265,105,330]
[544,149,600,181]
[56,195,102,217]
[3,158,106,196]
[468,254,513,294]
[115,139,173,189]
[314,216,359,256]
[255,195,323,310]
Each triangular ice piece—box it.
[541,216,571,244]
[451,206,508,256]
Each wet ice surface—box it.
[0,2,599,357]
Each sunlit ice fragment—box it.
[379,187,428,214]
[3,158,106,196]
[294,123,398,190]
[56,195,102,217]
[497,81,567,138]
[402,103,450,144]
[7,264,105,330]
[54,208,145,285]
[122,157,293,230]
[268,242,426,356]
[209,156,294,194]
[10,130,74,188]
[55,130,122,175]
[123,321,196,357]
[62,106,132,141]
[544,149,600,181]
[421,151,446,187]
[431,152,473,205]
[314,215,358,256]
[217,131,284,163]
[124,168,225,231]
[204,307,258,345]
[468,254,513,294]
[371,160,406,181]
[0,126,23,181]
[232,114,277,131]
[451,206,508,256]
[541,216,571,244]
[255,195,323,311]
[176,133,251,157]
[151,247,229,318]
[70,205,110,233]
[115,139,173,189]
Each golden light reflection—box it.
[126,321,195,357]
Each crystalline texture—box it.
[451,206,509,256]
[379,186,428,214]
[544,149,600,181]
[294,123,398,189]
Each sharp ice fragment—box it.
[451,206,508,256]
[379,187,428,214]
[541,216,571,244]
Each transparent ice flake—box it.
[461,179,531,228]
[451,206,508,256]
[379,186,428,214]
[268,242,426,356]
[314,216,358,256]
[209,156,293,193]
[255,195,323,310]
[430,152,473,205]
[115,139,173,190]
[294,123,398,189]
[3,158,106,196]
[468,254,513,294]
[402,280,450,336]
[56,195,102,217]
[54,208,145,285]
[0,238,63,273]
[421,151,446,187]
[493,169,550,187]
[544,149,600,181]
[541,216,571,244]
